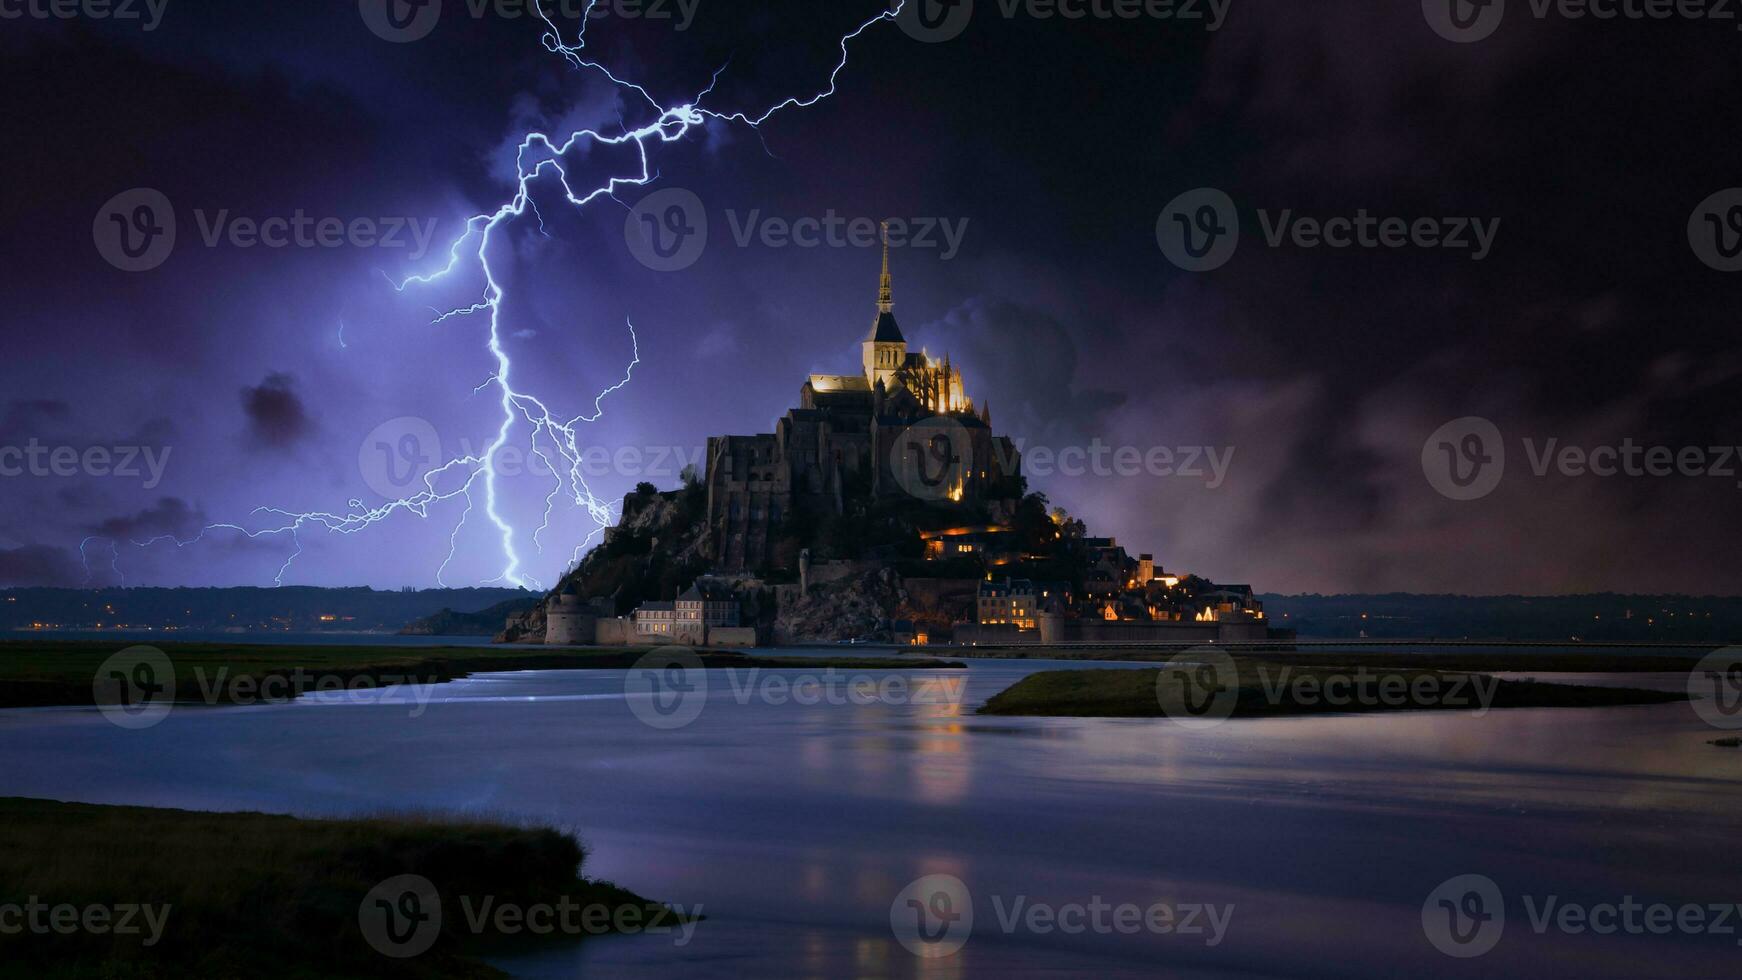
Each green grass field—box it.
[0,798,681,978]
[0,640,964,709]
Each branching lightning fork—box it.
[87,1,905,589]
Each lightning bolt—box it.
[85,2,905,590]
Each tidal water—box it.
[0,645,1736,977]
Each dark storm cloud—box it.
[0,545,82,588]
[911,296,1125,445]
[0,400,73,441]
[240,373,314,451]
[87,497,206,544]
[1078,0,1742,592]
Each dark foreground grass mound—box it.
[0,798,679,978]
[978,662,1688,718]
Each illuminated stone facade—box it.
[705,241,1023,571]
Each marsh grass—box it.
[0,798,672,978]
[978,661,1688,718]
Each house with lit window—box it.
[633,601,677,638]
[977,578,1073,631]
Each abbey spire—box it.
[863,220,907,388]
[877,220,894,314]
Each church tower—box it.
[862,223,906,389]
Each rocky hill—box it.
[400,596,541,636]
[497,482,711,643]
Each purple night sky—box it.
[3,1,1741,595]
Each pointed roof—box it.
[868,311,904,344]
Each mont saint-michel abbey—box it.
[704,240,1024,570]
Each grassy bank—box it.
[0,798,680,978]
[978,662,1688,719]
[0,641,964,710]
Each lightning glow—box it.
[85,2,905,590]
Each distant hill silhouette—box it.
[0,586,529,634]
[1260,593,1742,643]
